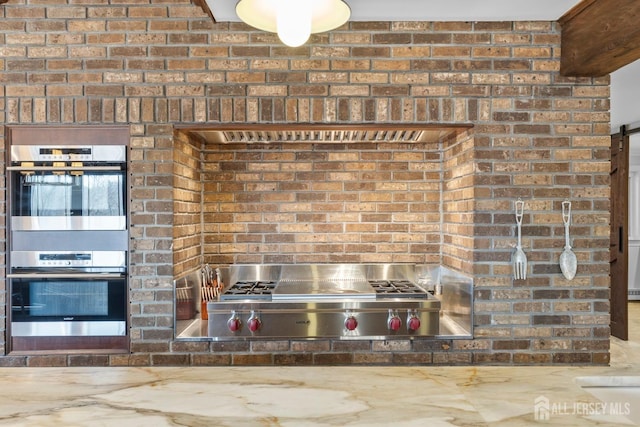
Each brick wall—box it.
[199,139,447,265]
[442,132,476,273]
[173,130,203,277]
[0,0,611,366]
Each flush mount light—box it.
[236,0,351,47]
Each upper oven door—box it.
[9,160,126,232]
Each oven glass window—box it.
[30,281,109,317]
[11,277,126,321]
[14,172,125,217]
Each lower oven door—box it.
[9,273,127,337]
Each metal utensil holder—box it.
[176,284,195,320]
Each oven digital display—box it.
[38,147,92,156]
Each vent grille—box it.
[220,129,427,143]
[186,126,471,145]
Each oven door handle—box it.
[7,273,125,279]
[6,166,123,172]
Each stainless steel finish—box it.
[278,263,369,281]
[11,230,128,252]
[9,144,127,232]
[11,216,126,231]
[8,273,125,279]
[206,264,442,340]
[273,279,375,300]
[174,273,204,331]
[559,200,577,280]
[192,128,463,144]
[11,321,126,337]
[513,199,527,280]
[9,270,127,337]
[226,264,281,285]
[207,301,439,339]
[7,165,123,171]
[176,265,473,340]
[11,145,126,162]
[416,264,473,337]
[221,129,429,143]
[273,264,407,299]
[220,281,275,301]
[7,143,129,342]
[11,250,127,269]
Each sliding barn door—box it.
[610,131,629,340]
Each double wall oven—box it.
[6,126,130,352]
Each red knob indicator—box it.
[227,317,241,332]
[345,316,358,331]
[388,316,402,331]
[248,317,261,332]
[408,316,421,331]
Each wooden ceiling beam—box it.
[191,0,215,21]
[560,0,640,77]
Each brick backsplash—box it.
[0,0,611,365]
[197,140,452,266]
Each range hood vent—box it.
[222,129,430,143]
[183,124,472,145]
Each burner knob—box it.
[227,314,241,332]
[408,316,421,331]
[345,316,358,331]
[248,315,261,332]
[388,315,402,331]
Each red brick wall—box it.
[199,139,447,265]
[442,132,476,273]
[0,1,611,365]
[173,130,203,277]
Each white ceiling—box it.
[612,61,640,132]
[207,0,583,22]
[207,0,639,132]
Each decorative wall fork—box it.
[513,199,527,280]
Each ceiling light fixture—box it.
[235,0,351,47]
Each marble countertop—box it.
[0,358,639,426]
[1,306,639,426]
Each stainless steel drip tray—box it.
[273,280,376,300]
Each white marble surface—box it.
[0,305,639,426]
[0,363,637,426]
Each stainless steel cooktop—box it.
[272,279,375,300]
[220,280,276,300]
[208,264,441,340]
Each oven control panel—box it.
[11,251,127,269]
[207,304,440,339]
[38,252,92,267]
[10,145,127,163]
